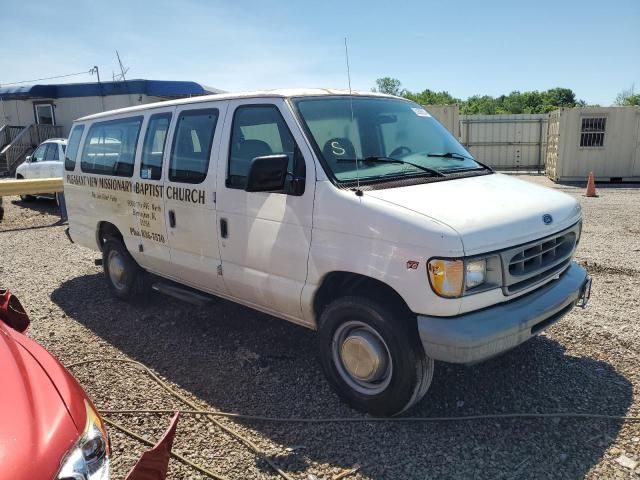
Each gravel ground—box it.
[1,175,639,480]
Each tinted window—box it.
[44,143,59,161]
[65,125,85,171]
[169,109,218,184]
[228,105,303,191]
[140,113,172,180]
[81,117,143,177]
[32,144,47,162]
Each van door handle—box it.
[220,218,228,238]
[168,210,176,228]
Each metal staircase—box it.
[0,124,63,177]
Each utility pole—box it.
[91,65,101,83]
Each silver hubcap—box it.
[107,250,127,290]
[333,320,392,395]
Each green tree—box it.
[615,86,640,106]
[543,88,577,108]
[461,95,499,114]
[372,77,403,96]
[461,88,579,114]
[371,79,584,113]
[404,88,460,105]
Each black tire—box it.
[102,238,147,301]
[317,296,434,416]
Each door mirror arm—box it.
[288,173,306,196]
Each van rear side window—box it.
[65,125,85,171]
[169,109,218,184]
[140,113,172,180]
[81,116,143,177]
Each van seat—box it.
[237,140,273,161]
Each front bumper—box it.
[417,262,590,364]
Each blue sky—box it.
[1,0,638,105]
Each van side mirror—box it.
[245,154,289,193]
[25,155,32,163]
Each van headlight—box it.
[465,259,487,289]
[428,256,500,298]
[57,401,109,480]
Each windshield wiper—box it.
[337,156,446,177]
[425,152,495,173]
[426,151,475,161]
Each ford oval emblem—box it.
[543,214,553,225]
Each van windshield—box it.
[293,96,483,184]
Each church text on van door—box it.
[66,174,207,245]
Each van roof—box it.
[75,88,398,122]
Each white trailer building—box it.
[0,79,221,175]
[545,106,640,182]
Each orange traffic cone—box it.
[585,171,598,197]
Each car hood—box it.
[0,323,80,480]
[365,173,581,255]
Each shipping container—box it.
[424,105,460,138]
[460,114,548,171]
[545,107,640,182]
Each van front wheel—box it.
[102,239,146,301]
[317,296,434,416]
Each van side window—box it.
[169,109,218,184]
[227,105,304,193]
[140,113,171,180]
[81,116,143,177]
[65,125,84,171]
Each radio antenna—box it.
[114,50,130,81]
[344,37,362,196]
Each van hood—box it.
[365,173,581,255]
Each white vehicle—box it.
[15,138,67,201]
[64,89,591,415]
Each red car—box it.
[0,289,177,480]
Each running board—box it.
[151,282,216,307]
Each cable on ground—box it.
[103,416,230,480]
[68,358,640,480]
[69,358,295,480]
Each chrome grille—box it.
[500,223,579,294]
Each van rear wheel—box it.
[102,238,146,301]
[317,296,434,416]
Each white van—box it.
[64,89,591,416]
